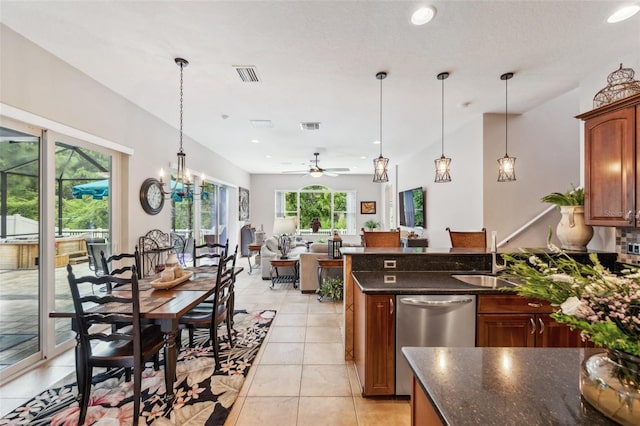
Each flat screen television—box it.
[399,187,425,228]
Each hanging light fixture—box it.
[373,71,389,183]
[497,72,516,182]
[160,57,204,199]
[434,72,451,183]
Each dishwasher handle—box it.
[399,297,474,308]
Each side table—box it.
[247,243,262,274]
[317,257,344,300]
[269,257,300,289]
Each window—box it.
[275,185,356,235]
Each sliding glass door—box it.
[0,118,117,382]
[0,122,41,375]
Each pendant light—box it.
[160,57,204,198]
[373,71,389,183]
[434,72,451,183]
[497,72,516,182]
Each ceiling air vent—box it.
[300,122,321,130]
[233,65,260,82]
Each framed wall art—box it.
[360,201,376,214]
[239,187,250,221]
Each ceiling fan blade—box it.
[324,172,339,177]
[282,170,308,174]
[322,167,350,172]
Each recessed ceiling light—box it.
[251,139,260,144]
[411,6,436,26]
[373,140,381,145]
[360,156,367,160]
[265,155,272,159]
[607,5,640,23]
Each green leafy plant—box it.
[502,246,640,357]
[316,277,344,301]
[364,220,379,230]
[541,184,584,207]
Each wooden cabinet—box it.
[578,93,640,226]
[476,294,585,348]
[353,285,395,396]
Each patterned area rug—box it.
[0,310,275,426]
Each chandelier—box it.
[160,57,204,199]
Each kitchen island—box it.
[341,247,617,396]
[402,346,617,425]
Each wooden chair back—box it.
[66,264,164,425]
[180,245,238,367]
[362,230,401,247]
[446,227,487,248]
[100,247,141,279]
[193,238,229,267]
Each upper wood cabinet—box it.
[578,93,640,226]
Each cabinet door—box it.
[584,106,636,226]
[477,314,535,347]
[364,295,395,395]
[536,314,586,348]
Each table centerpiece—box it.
[502,243,639,425]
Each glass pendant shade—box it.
[434,155,451,183]
[175,150,187,197]
[497,154,516,182]
[497,72,516,182]
[373,154,389,183]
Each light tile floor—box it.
[0,262,411,425]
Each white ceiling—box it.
[1,1,639,175]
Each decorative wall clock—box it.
[140,178,165,215]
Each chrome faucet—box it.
[491,231,506,275]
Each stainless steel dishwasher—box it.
[395,294,476,395]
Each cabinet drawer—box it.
[478,294,554,314]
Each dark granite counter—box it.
[352,271,515,295]
[402,347,616,426]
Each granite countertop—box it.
[340,247,616,255]
[402,347,616,426]
[352,271,516,295]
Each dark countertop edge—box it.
[401,347,450,425]
[351,271,517,295]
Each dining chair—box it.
[66,264,164,425]
[446,227,487,248]
[178,246,238,368]
[362,230,401,247]
[100,247,141,281]
[193,238,229,267]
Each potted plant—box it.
[364,220,379,231]
[541,184,593,251]
[316,276,344,302]
[503,247,640,424]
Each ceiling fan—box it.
[282,152,350,177]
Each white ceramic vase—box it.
[556,206,593,251]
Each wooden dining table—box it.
[49,268,240,402]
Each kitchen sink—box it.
[451,274,518,289]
